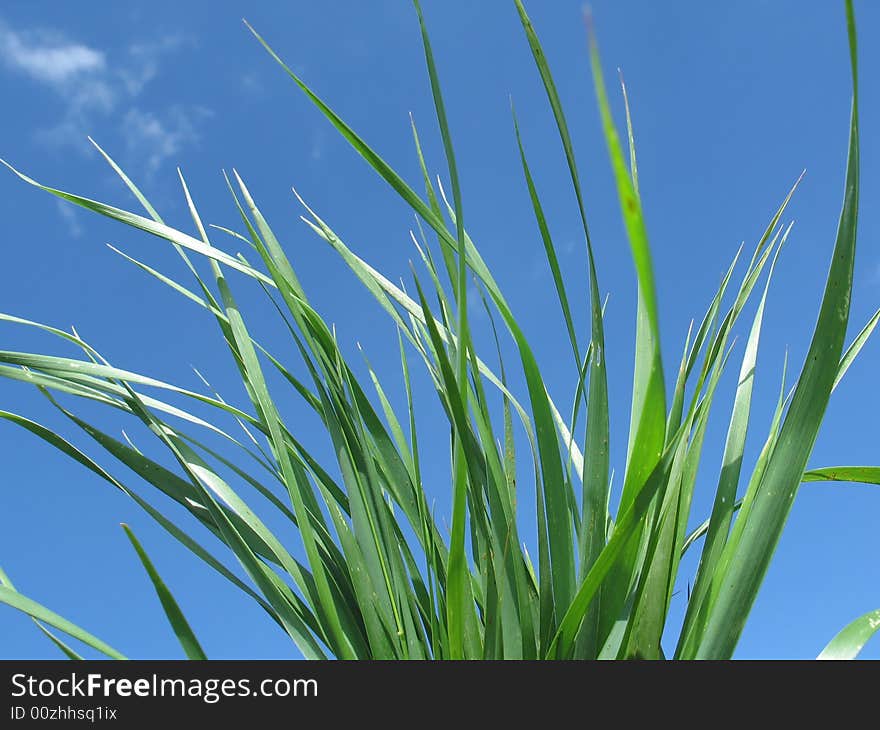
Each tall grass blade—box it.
[693,0,860,658]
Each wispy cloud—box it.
[120,35,187,96]
[310,129,326,162]
[0,18,205,173]
[123,106,212,176]
[0,23,105,83]
[239,71,264,97]
[55,199,83,238]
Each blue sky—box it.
[1,0,878,660]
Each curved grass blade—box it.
[0,585,126,660]
[833,306,880,392]
[680,498,744,558]
[818,608,880,660]
[121,524,207,660]
[0,568,84,660]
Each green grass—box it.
[0,0,877,660]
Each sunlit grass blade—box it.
[586,14,666,652]
[802,467,880,484]
[0,161,273,287]
[0,584,126,660]
[817,608,880,660]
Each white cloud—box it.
[0,22,105,84]
[239,71,263,97]
[120,35,188,96]
[0,18,205,178]
[310,129,325,161]
[123,106,212,177]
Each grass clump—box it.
[0,0,877,659]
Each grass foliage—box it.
[0,0,877,659]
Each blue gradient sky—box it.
[1,1,878,660]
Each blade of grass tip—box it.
[686,463,880,558]
[88,137,161,221]
[0,156,274,288]
[833,306,880,392]
[121,524,207,660]
[296,198,540,449]
[0,584,126,659]
[34,623,85,660]
[619,69,640,199]
[680,498,744,558]
[665,319,694,439]
[190,367,278,475]
[802,466,880,485]
[512,103,580,367]
[411,230,454,334]
[818,608,880,660]
[410,113,459,297]
[92,141,224,335]
[680,245,742,394]
[244,18,508,309]
[695,0,860,658]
